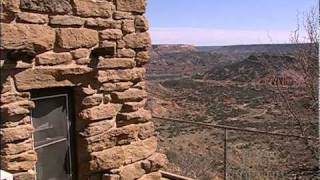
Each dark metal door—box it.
[31,94,73,180]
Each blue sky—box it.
[146,0,318,46]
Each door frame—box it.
[30,88,77,180]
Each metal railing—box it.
[152,115,319,180]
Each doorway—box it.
[31,89,76,180]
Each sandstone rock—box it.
[17,12,48,24]
[81,94,103,107]
[119,162,145,180]
[142,153,168,172]
[136,51,150,65]
[99,41,117,52]
[1,0,19,13]
[79,104,121,121]
[35,52,72,65]
[1,139,32,155]
[80,119,115,137]
[71,48,90,59]
[20,0,72,14]
[100,29,123,40]
[117,40,126,49]
[13,170,35,180]
[101,82,133,92]
[117,108,151,126]
[1,23,55,53]
[1,116,30,129]
[0,92,30,105]
[1,101,35,117]
[117,49,136,58]
[14,68,75,91]
[1,150,37,172]
[123,99,147,112]
[90,146,125,172]
[122,20,135,34]
[123,32,151,49]
[89,137,157,171]
[111,88,147,102]
[1,76,13,94]
[133,81,146,90]
[84,122,153,153]
[113,11,134,20]
[74,0,114,17]
[102,174,120,180]
[116,0,146,13]
[50,15,85,26]
[97,68,145,83]
[56,28,98,49]
[104,94,112,103]
[97,58,135,69]
[0,124,33,144]
[1,0,19,22]
[56,66,93,75]
[78,85,97,96]
[138,172,161,180]
[123,137,157,164]
[86,18,121,29]
[75,58,91,65]
[135,16,149,32]
[137,122,155,140]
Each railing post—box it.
[224,128,228,180]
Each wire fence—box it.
[152,115,320,180]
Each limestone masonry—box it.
[0,0,167,179]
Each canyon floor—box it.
[146,44,319,180]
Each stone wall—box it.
[0,0,166,179]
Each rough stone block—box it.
[116,0,146,13]
[14,68,75,91]
[119,161,146,180]
[74,0,114,17]
[117,49,136,58]
[123,32,151,49]
[111,88,147,102]
[56,28,99,49]
[135,16,149,32]
[86,18,122,29]
[136,51,150,65]
[0,23,55,53]
[1,101,34,117]
[122,99,147,112]
[1,139,32,155]
[20,0,72,14]
[90,146,125,172]
[122,20,135,34]
[0,124,33,144]
[117,108,151,126]
[97,58,135,69]
[80,119,115,137]
[35,52,72,65]
[79,104,121,121]
[100,29,123,40]
[123,137,157,164]
[49,15,85,26]
[101,82,133,92]
[0,92,30,105]
[17,12,48,24]
[71,48,90,59]
[1,150,37,172]
[138,172,161,180]
[113,11,134,20]
[97,68,145,83]
[81,94,103,107]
